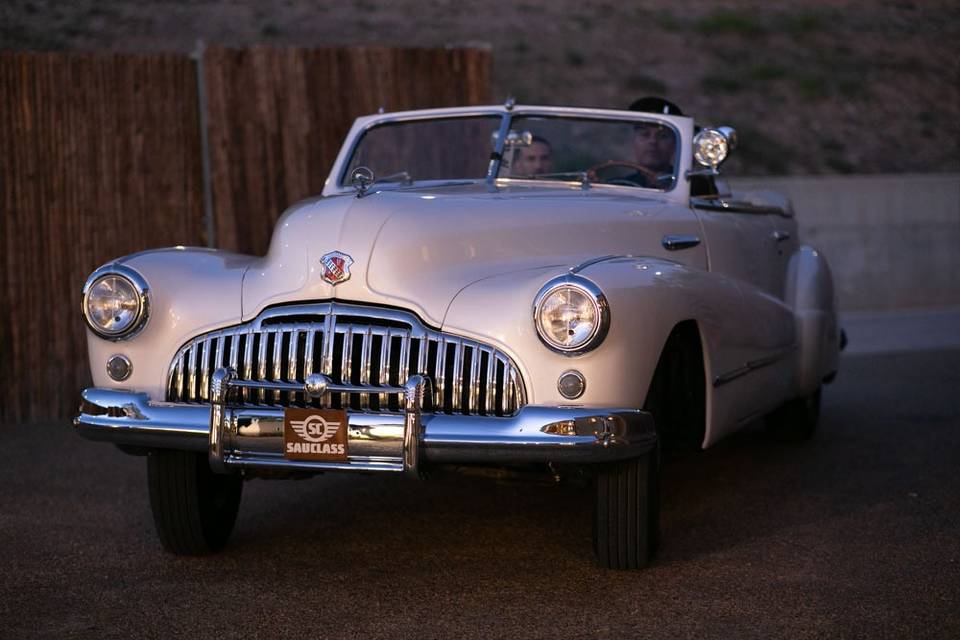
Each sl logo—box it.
[289,415,342,443]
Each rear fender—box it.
[785,246,840,394]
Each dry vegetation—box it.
[1,0,957,175]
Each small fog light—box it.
[558,370,585,400]
[106,355,132,381]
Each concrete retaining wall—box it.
[729,173,960,311]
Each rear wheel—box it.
[147,449,243,555]
[592,446,660,570]
[766,387,821,442]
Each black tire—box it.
[593,446,661,570]
[644,323,706,451]
[147,449,243,555]
[765,387,821,442]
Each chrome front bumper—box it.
[75,369,656,476]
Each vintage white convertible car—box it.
[75,102,841,569]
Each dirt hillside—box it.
[2,0,957,175]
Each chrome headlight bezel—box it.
[82,264,150,341]
[692,128,729,168]
[533,274,610,356]
[692,126,737,169]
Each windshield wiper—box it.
[373,171,414,186]
[514,171,584,180]
[509,171,593,190]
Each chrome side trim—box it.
[692,196,789,217]
[713,345,796,387]
[569,254,630,274]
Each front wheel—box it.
[592,447,661,570]
[147,449,243,555]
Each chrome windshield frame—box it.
[323,105,693,200]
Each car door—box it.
[692,199,793,300]
[692,197,798,424]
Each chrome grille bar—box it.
[174,352,185,402]
[435,337,447,409]
[271,330,283,403]
[187,343,198,402]
[451,337,463,413]
[468,345,480,414]
[416,335,428,377]
[242,329,254,403]
[398,330,410,399]
[359,326,372,410]
[484,348,496,415]
[256,333,267,404]
[379,329,392,408]
[303,330,316,378]
[321,314,335,376]
[166,303,525,416]
[228,333,239,371]
[214,335,226,372]
[287,329,299,404]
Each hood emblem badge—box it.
[319,251,354,285]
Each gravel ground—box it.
[1,347,958,638]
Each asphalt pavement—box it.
[1,310,958,639]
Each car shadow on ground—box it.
[225,349,960,571]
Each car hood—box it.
[241,183,683,325]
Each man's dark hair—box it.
[628,96,683,116]
[530,135,552,149]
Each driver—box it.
[511,136,554,176]
[626,97,682,188]
[631,122,675,183]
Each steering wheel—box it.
[585,160,659,185]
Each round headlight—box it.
[533,275,610,355]
[693,128,729,168]
[82,265,149,340]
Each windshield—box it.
[341,115,502,186]
[340,113,679,190]
[502,115,679,190]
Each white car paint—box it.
[85,105,839,449]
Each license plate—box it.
[283,408,349,462]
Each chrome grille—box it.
[166,303,525,416]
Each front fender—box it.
[442,256,749,412]
[85,248,255,400]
